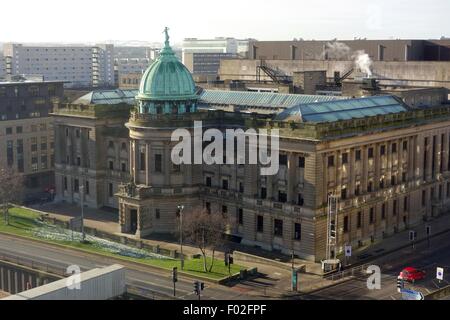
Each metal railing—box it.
[0,252,67,278]
[322,263,371,282]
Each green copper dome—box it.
[137,28,197,102]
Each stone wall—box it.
[220,59,450,90]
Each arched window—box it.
[108,141,115,149]
[121,142,127,151]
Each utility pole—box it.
[178,205,184,270]
[80,185,85,242]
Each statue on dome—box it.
[163,27,170,45]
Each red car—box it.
[399,267,426,282]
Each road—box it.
[304,231,450,300]
[0,233,267,300]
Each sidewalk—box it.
[344,212,450,267]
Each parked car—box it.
[399,267,426,283]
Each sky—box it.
[1,0,449,44]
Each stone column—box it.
[146,142,151,186]
[287,152,296,203]
[427,136,433,181]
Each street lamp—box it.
[177,205,184,270]
[79,185,85,242]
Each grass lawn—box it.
[0,207,243,280]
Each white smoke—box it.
[323,42,352,60]
[323,41,374,77]
[352,50,373,77]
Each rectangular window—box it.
[328,155,335,167]
[222,179,229,190]
[206,176,212,187]
[278,191,287,203]
[74,179,79,193]
[205,202,211,214]
[403,196,408,212]
[357,211,362,229]
[391,175,396,186]
[294,223,301,240]
[274,219,283,237]
[108,183,113,197]
[155,209,160,219]
[76,157,81,167]
[393,200,398,216]
[6,127,12,135]
[140,152,146,171]
[16,126,23,134]
[109,160,114,170]
[279,154,287,166]
[297,194,304,206]
[379,178,385,189]
[238,208,243,225]
[298,156,305,168]
[342,153,348,164]
[85,181,90,195]
[355,149,361,161]
[341,187,347,200]
[355,184,361,196]
[257,215,264,233]
[261,187,267,199]
[367,181,373,193]
[422,190,426,207]
[368,147,374,159]
[369,208,374,224]
[391,143,397,153]
[380,145,386,156]
[121,162,126,172]
[6,140,14,166]
[155,154,162,172]
[402,172,407,183]
[343,216,349,233]
[222,205,228,214]
[381,203,386,220]
[63,177,68,191]
[239,182,244,193]
[403,141,408,151]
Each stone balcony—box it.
[117,182,199,200]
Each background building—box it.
[248,39,450,61]
[0,79,64,198]
[0,54,5,79]
[3,43,115,88]
[182,37,253,79]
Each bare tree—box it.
[180,207,231,272]
[0,167,24,225]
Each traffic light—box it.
[194,281,200,295]
[172,267,178,283]
[193,281,204,295]
[397,277,404,292]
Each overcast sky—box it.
[2,0,449,44]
